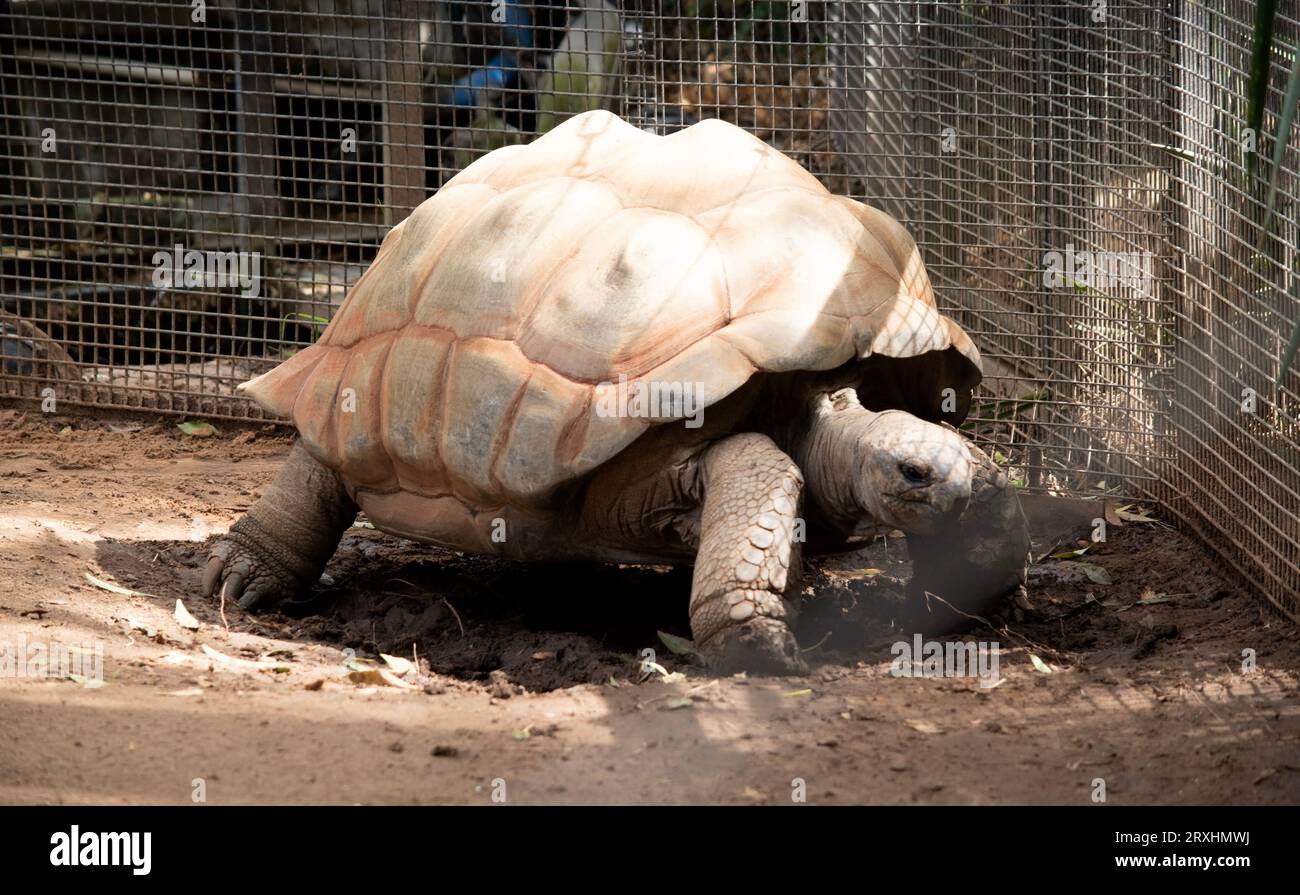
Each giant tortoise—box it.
[205,110,1029,673]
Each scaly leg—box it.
[203,439,357,609]
[690,434,807,674]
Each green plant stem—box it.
[1247,0,1278,179]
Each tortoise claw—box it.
[203,526,299,612]
[201,555,224,597]
[703,617,808,676]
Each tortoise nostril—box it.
[899,461,931,485]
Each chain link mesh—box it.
[0,0,1296,617]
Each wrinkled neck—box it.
[796,399,880,533]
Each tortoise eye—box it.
[899,462,931,485]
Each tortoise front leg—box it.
[690,434,807,674]
[203,439,357,610]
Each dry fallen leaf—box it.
[173,599,200,631]
[838,567,883,579]
[1029,653,1054,674]
[1104,501,1123,527]
[379,653,415,677]
[905,719,941,735]
[347,667,419,690]
[1113,504,1169,527]
[85,573,157,599]
[201,644,279,671]
[119,615,156,637]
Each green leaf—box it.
[1028,653,1053,674]
[1256,37,1300,252]
[279,312,331,344]
[176,421,218,437]
[1278,306,1300,388]
[656,630,700,658]
[1079,563,1112,585]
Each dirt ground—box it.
[1,406,1298,805]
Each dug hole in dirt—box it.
[1,408,1298,804]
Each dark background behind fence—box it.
[0,0,1296,618]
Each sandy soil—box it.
[1,406,1298,805]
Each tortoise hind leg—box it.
[690,434,807,674]
[203,439,357,610]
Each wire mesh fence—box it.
[0,0,1296,618]
[1165,0,1300,619]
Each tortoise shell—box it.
[241,110,980,517]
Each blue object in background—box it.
[452,52,520,109]
[493,0,535,51]
[447,0,535,109]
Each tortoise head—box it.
[852,407,972,535]
[802,388,972,537]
